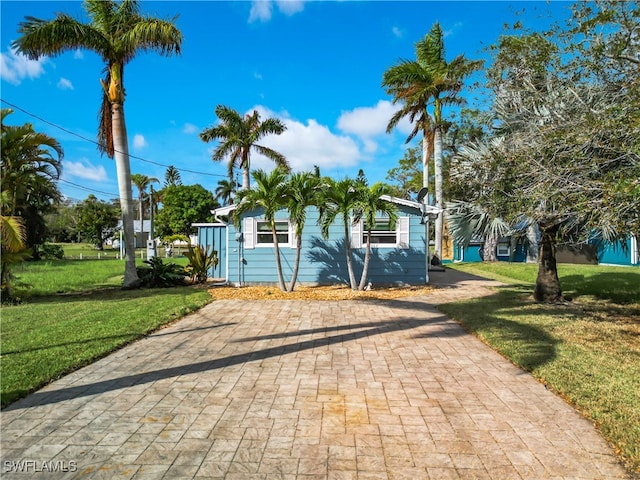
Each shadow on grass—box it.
[561,272,640,304]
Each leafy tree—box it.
[284,171,321,292]
[235,168,290,292]
[44,198,78,243]
[318,177,362,290]
[383,22,482,263]
[385,145,423,200]
[75,195,119,249]
[164,165,182,187]
[13,0,182,288]
[155,184,217,238]
[354,182,398,291]
[215,178,236,206]
[199,105,289,190]
[1,108,63,257]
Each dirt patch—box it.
[207,284,436,301]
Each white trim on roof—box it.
[380,195,441,214]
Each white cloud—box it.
[0,47,47,85]
[254,71,263,80]
[73,49,84,60]
[64,159,108,182]
[249,0,305,22]
[183,123,198,134]
[57,77,74,90]
[250,105,361,172]
[249,1,273,22]
[336,100,413,151]
[133,134,147,149]
[392,26,403,38]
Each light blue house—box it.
[195,196,441,286]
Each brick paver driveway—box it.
[0,271,630,479]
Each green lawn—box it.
[1,257,210,408]
[443,262,640,475]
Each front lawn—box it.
[443,262,640,475]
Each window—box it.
[496,243,510,256]
[256,220,289,246]
[352,217,409,249]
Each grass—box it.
[443,262,640,475]
[1,257,211,408]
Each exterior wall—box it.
[597,237,639,266]
[201,205,428,286]
[454,241,527,263]
[195,223,227,279]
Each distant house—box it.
[195,196,441,286]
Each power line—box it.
[1,98,227,178]
[57,178,119,198]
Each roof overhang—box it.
[380,195,442,215]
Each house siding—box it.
[199,204,429,286]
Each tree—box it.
[1,215,31,302]
[354,182,398,291]
[385,145,423,200]
[318,177,362,290]
[284,171,321,292]
[155,184,217,238]
[131,173,159,236]
[383,22,482,263]
[199,105,289,190]
[44,198,78,243]
[164,165,182,187]
[215,178,236,206]
[14,0,182,288]
[75,195,119,249]
[1,108,63,257]
[235,168,290,292]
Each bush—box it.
[185,245,218,284]
[39,244,65,259]
[136,257,187,288]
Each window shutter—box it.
[243,217,255,249]
[351,219,363,248]
[289,221,298,249]
[397,217,409,249]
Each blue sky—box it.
[1,1,570,203]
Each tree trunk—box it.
[358,232,372,291]
[526,224,539,263]
[344,220,357,290]
[483,232,499,262]
[433,127,443,264]
[534,223,563,303]
[422,135,429,189]
[111,103,141,289]
[287,234,302,292]
[271,224,286,292]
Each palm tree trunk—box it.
[422,135,429,189]
[526,224,539,263]
[483,232,498,262]
[434,127,444,264]
[287,236,303,292]
[344,220,358,290]
[271,225,287,292]
[111,103,141,289]
[534,223,563,303]
[358,234,372,291]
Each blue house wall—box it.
[597,236,639,266]
[197,204,430,286]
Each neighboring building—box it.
[195,196,441,286]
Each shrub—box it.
[185,245,218,284]
[136,257,187,288]
[39,244,65,259]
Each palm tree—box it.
[318,177,362,290]
[354,183,398,291]
[200,105,289,191]
[383,22,481,263]
[13,0,182,288]
[164,165,182,187]
[131,173,159,240]
[235,168,289,292]
[215,179,236,206]
[285,171,321,292]
[1,215,31,301]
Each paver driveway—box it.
[0,271,630,479]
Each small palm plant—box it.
[185,245,219,284]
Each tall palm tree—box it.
[131,173,159,238]
[354,183,398,291]
[383,22,481,263]
[13,0,182,288]
[200,105,289,191]
[285,171,321,292]
[235,168,289,292]
[318,177,362,290]
[215,179,236,206]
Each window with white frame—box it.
[352,217,409,249]
[256,220,289,246]
[496,243,510,256]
